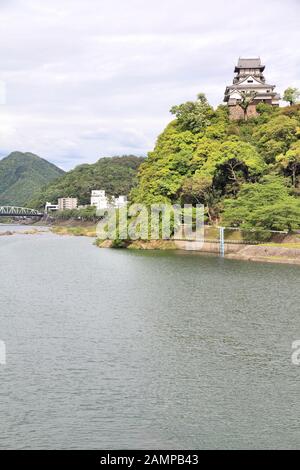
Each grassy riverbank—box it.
[3,220,298,266]
[96,235,300,265]
[47,219,300,265]
[51,225,97,237]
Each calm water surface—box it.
[0,226,300,449]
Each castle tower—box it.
[224,58,280,120]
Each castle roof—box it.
[226,82,275,90]
[235,58,265,72]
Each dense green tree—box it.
[222,176,300,232]
[276,141,300,187]
[180,175,219,223]
[198,140,265,194]
[51,205,98,221]
[238,91,257,121]
[131,123,200,204]
[253,115,299,162]
[283,87,300,106]
[132,97,300,232]
[170,93,214,133]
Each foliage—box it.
[238,91,257,121]
[283,87,300,106]
[0,151,64,206]
[253,115,299,162]
[180,175,219,223]
[222,176,300,233]
[29,155,144,209]
[50,205,98,221]
[132,95,300,233]
[276,141,300,187]
[170,93,214,133]
[200,140,265,195]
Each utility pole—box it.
[219,227,225,257]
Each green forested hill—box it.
[29,155,144,208]
[0,151,64,206]
[131,97,300,232]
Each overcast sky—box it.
[0,0,299,170]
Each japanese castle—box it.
[224,58,280,120]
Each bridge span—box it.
[0,206,43,217]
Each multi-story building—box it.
[58,197,78,211]
[224,58,280,120]
[90,190,127,211]
[90,190,109,211]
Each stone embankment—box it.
[175,240,300,265]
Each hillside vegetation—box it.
[29,155,144,208]
[131,96,300,233]
[0,151,64,206]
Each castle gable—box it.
[237,75,263,86]
[227,89,242,100]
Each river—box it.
[0,226,300,449]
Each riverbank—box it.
[47,222,300,266]
[51,225,97,237]
[0,222,97,239]
[2,222,300,266]
[175,240,300,265]
[0,226,48,236]
[97,238,300,265]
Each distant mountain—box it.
[28,155,145,209]
[0,151,65,206]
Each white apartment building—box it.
[90,190,127,211]
[91,190,109,210]
[58,197,78,211]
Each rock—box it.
[0,231,14,236]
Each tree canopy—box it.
[222,176,300,235]
[283,87,300,106]
[132,94,300,231]
[170,93,214,133]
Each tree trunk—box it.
[228,163,238,184]
[207,206,213,224]
[292,166,296,187]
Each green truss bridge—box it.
[0,206,43,217]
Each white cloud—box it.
[0,0,299,169]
